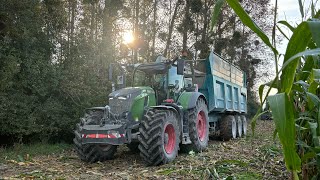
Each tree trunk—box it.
[164,0,182,57]
[182,0,190,51]
[133,0,140,63]
[151,0,157,58]
[102,0,114,67]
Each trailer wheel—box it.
[241,115,247,136]
[73,137,117,163]
[138,109,180,166]
[220,115,237,141]
[236,115,242,138]
[181,98,209,152]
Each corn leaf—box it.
[268,93,301,171]
[280,48,320,73]
[280,22,312,93]
[298,0,304,19]
[258,84,265,105]
[210,0,225,31]
[278,21,295,32]
[308,21,320,48]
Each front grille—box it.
[109,97,133,115]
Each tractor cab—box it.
[132,60,185,104]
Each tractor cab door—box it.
[167,66,184,101]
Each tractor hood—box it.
[109,87,142,98]
[108,87,143,115]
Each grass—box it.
[0,143,72,163]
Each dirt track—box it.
[0,120,287,179]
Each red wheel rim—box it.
[164,123,176,154]
[197,111,206,141]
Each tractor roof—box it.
[136,62,170,74]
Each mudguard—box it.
[148,105,184,136]
[149,104,183,119]
[177,92,207,110]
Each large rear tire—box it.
[73,137,117,163]
[181,98,209,152]
[220,115,236,141]
[138,109,180,166]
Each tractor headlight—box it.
[118,96,127,100]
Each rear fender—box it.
[177,92,207,110]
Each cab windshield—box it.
[132,62,168,87]
[167,66,184,91]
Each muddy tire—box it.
[138,109,180,166]
[236,115,242,138]
[181,98,209,152]
[220,115,236,141]
[73,137,117,163]
[241,115,247,136]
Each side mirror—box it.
[108,64,113,81]
[177,59,184,75]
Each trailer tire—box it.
[241,115,247,136]
[138,109,180,166]
[220,115,237,141]
[181,98,209,152]
[236,115,242,138]
[73,137,117,163]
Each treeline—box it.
[0,0,272,144]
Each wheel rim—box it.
[197,111,207,141]
[164,123,176,154]
[242,117,247,135]
[237,116,242,137]
[232,117,236,139]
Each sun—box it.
[123,32,134,44]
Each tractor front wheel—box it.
[138,109,180,166]
[73,137,117,163]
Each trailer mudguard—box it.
[177,92,207,110]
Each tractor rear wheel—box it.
[138,109,180,166]
[236,115,242,138]
[73,137,117,163]
[241,115,247,136]
[181,98,209,152]
[220,115,237,141]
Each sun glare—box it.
[123,32,134,44]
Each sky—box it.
[271,0,319,54]
[261,0,319,99]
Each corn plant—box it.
[212,0,320,179]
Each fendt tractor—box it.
[74,51,248,166]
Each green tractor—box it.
[74,51,247,166]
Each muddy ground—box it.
[0,120,287,179]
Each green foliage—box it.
[0,0,111,143]
[0,143,72,163]
[212,0,320,179]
